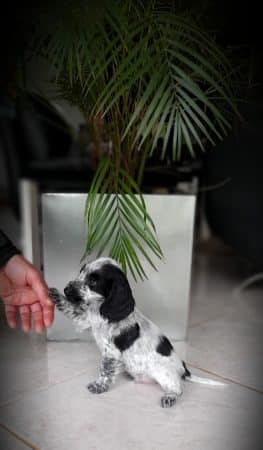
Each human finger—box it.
[5,304,17,328]
[19,305,31,332]
[27,269,53,308]
[30,302,44,333]
[42,303,55,328]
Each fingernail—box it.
[46,299,54,306]
[35,326,43,334]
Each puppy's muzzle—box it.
[64,281,83,303]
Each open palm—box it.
[0,255,54,333]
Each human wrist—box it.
[0,244,20,268]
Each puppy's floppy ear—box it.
[100,266,135,322]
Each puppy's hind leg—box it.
[153,368,183,408]
[87,357,124,394]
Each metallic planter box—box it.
[42,193,195,341]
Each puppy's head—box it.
[64,257,135,322]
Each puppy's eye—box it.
[87,273,99,288]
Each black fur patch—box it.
[156,335,173,356]
[114,323,140,352]
[96,264,135,323]
[182,361,191,379]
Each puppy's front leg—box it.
[48,288,81,319]
[49,287,91,331]
[87,357,123,394]
[49,288,77,320]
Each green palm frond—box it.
[34,1,239,162]
[84,158,163,281]
[97,11,237,159]
[31,0,240,280]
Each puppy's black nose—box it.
[64,281,82,303]
[64,282,74,298]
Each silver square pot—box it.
[42,193,195,341]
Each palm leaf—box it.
[84,158,162,280]
[31,1,240,281]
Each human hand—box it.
[0,254,54,333]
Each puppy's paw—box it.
[161,395,177,408]
[48,288,64,306]
[48,288,60,301]
[87,381,109,394]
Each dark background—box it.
[0,0,263,270]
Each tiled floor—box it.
[0,236,263,449]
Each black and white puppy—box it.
[49,257,224,408]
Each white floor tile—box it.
[0,326,100,406]
[0,348,262,450]
[0,232,262,450]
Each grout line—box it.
[188,307,237,329]
[0,423,41,450]
[189,314,225,329]
[187,362,263,394]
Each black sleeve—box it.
[0,230,21,268]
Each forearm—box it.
[0,230,20,268]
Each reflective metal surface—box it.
[42,194,196,341]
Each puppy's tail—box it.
[185,374,226,387]
[182,362,226,387]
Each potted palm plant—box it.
[33,0,238,339]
